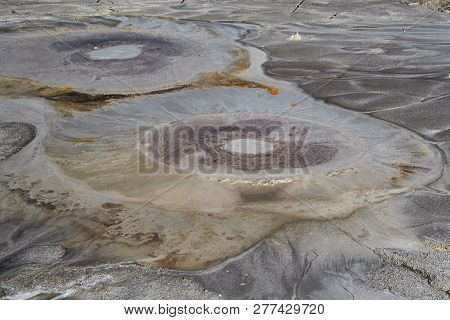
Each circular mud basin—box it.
[0,18,240,94]
[53,32,182,72]
[142,114,352,178]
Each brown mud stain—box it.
[87,215,122,228]
[153,251,188,269]
[0,75,126,113]
[7,186,57,211]
[388,163,416,185]
[239,186,284,203]
[405,144,429,159]
[101,202,124,210]
[141,232,163,245]
[152,252,222,271]
[191,71,280,95]
[226,48,251,74]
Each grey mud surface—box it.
[0,0,449,299]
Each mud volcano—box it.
[52,32,182,73]
[0,18,240,94]
[145,114,338,173]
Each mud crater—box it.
[53,32,183,74]
[146,115,338,172]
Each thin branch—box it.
[292,0,306,13]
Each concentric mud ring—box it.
[145,114,342,174]
[53,32,182,73]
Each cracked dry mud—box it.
[0,0,449,299]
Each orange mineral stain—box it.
[267,88,280,95]
[64,139,96,143]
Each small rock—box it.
[287,32,302,41]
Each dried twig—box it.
[292,0,306,13]
[329,12,338,19]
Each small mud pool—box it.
[86,44,145,60]
[223,139,275,155]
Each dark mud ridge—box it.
[0,122,36,160]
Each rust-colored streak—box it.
[64,138,96,143]
[191,71,279,94]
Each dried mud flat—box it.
[0,0,449,299]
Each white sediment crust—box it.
[222,139,275,155]
[87,44,144,60]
